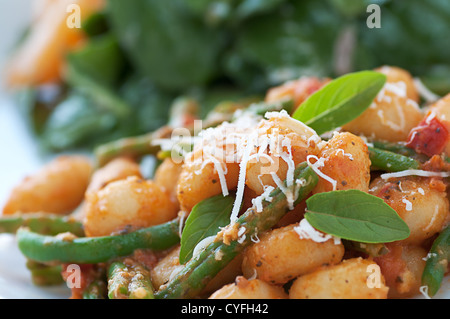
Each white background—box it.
[0,0,42,210]
[0,0,71,298]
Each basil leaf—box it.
[179,194,235,264]
[292,70,386,135]
[305,190,410,243]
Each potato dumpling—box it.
[150,245,185,291]
[209,276,287,299]
[154,158,184,204]
[289,257,389,299]
[83,176,178,237]
[342,69,423,142]
[241,223,345,284]
[311,132,371,194]
[176,148,240,214]
[246,112,320,195]
[369,176,449,244]
[86,157,142,195]
[375,66,420,103]
[3,156,93,216]
[6,0,105,86]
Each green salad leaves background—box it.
[16,0,450,152]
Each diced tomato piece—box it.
[406,114,449,157]
[373,243,406,289]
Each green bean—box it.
[107,259,154,299]
[107,262,131,299]
[371,140,450,163]
[421,226,450,297]
[154,162,318,299]
[17,218,180,264]
[25,260,64,286]
[343,240,388,257]
[94,97,199,167]
[0,213,84,236]
[83,278,108,299]
[82,266,108,299]
[371,141,419,157]
[368,146,421,172]
[94,129,167,167]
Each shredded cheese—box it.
[270,171,295,210]
[402,198,413,211]
[251,186,275,213]
[422,252,438,261]
[306,155,337,191]
[419,286,432,299]
[413,77,440,103]
[230,131,259,223]
[335,148,354,160]
[294,219,341,245]
[423,205,440,232]
[381,169,450,180]
[192,235,217,260]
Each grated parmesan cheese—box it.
[419,286,432,299]
[413,77,440,103]
[422,252,438,261]
[294,219,341,245]
[423,205,440,232]
[381,169,450,180]
[230,131,259,223]
[192,235,217,260]
[251,186,275,213]
[402,198,413,211]
[306,155,337,191]
[335,148,353,160]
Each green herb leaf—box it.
[179,194,235,264]
[305,190,410,243]
[292,70,386,135]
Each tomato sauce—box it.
[406,115,449,157]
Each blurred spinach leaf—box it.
[40,77,173,151]
[16,85,66,136]
[64,35,132,119]
[107,0,227,91]
[356,0,450,77]
[19,0,450,153]
[41,92,118,150]
[66,34,126,89]
[118,75,173,134]
[82,11,110,38]
[231,1,343,87]
[184,0,288,26]
[420,65,450,97]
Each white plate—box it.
[0,234,71,299]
